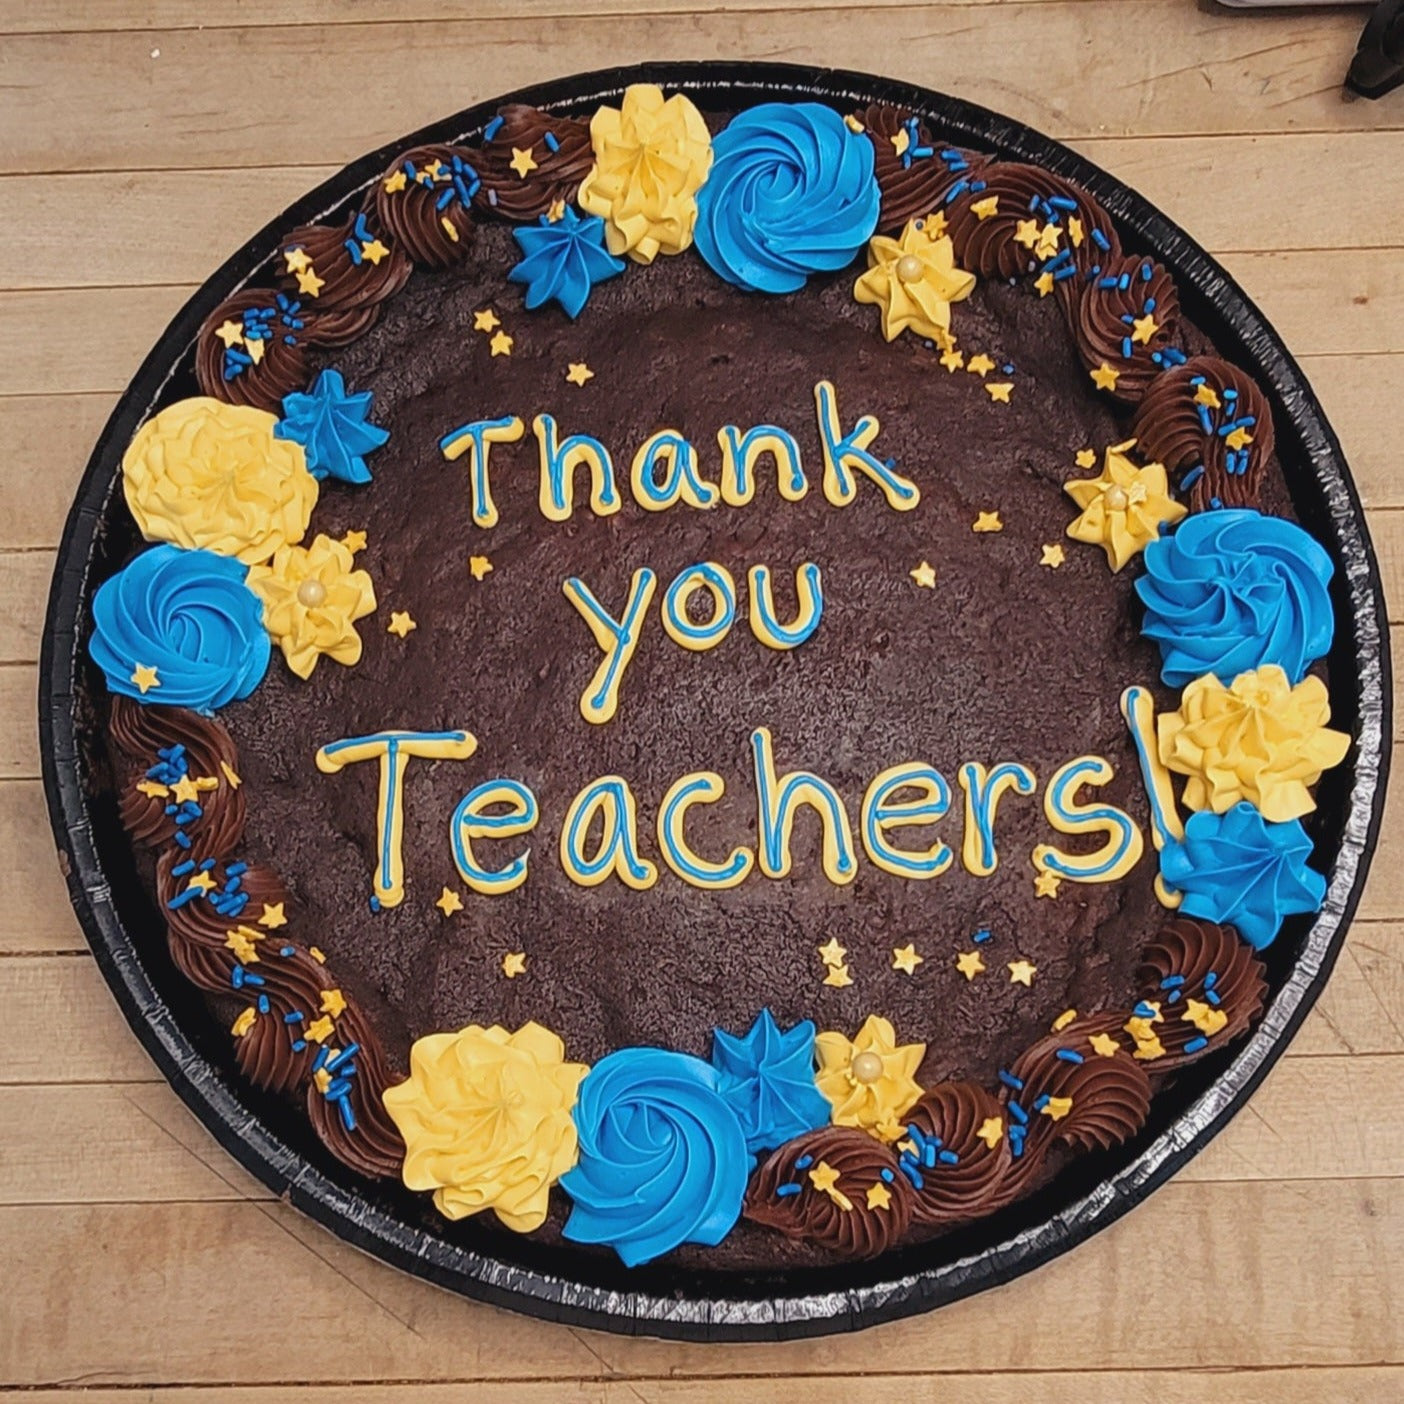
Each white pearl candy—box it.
[895,253,925,283]
[851,1051,885,1084]
[297,579,328,607]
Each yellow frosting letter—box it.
[315,729,478,909]
[747,563,823,650]
[660,562,736,652]
[717,424,808,507]
[861,763,953,880]
[449,779,540,895]
[751,726,857,885]
[657,771,754,889]
[438,415,525,529]
[630,430,719,511]
[533,413,621,522]
[957,761,1037,876]
[813,380,919,511]
[560,776,658,890]
[562,569,657,725]
[1032,756,1145,884]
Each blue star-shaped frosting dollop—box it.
[508,207,626,320]
[275,368,389,485]
[710,1007,830,1154]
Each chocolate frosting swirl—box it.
[1131,355,1275,510]
[277,214,411,315]
[901,1080,1010,1225]
[1067,253,1181,403]
[370,144,476,268]
[471,105,594,221]
[855,105,987,234]
[1135,918,1268,1069]
[745,1125,914,1258]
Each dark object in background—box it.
[1348,0,1404,95]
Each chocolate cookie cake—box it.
[81,81,1351,1272]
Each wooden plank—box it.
[1,1177,1399,1383]
[1,251,1398,400]
[0,551,50,662]
[0,4,1390,179]
[0,667,36,780]
[0,780,79,952]
[7,133,1401,293]
[4,1050,1399,1208]
[0,1372,1398,1404]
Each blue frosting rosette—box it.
[560,1047,749,1266]
[1137,508,1335,688]
[694,102,881,294]
[88,544,270,713]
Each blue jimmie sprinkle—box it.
[998,1068,1024,1091]
[544,130,560,153]
[1056,1049,1085,1064]
[1184,1036,1209,1054]
[257,994,271,1014]
[880,1167,895,1183]
[284,1010,304,1024]
[483,115,504,141]
[337,1097,356,1132]
[369,895,381,913]
[775,1182,802,1197]
[173,830,192,850]
[1161,975,1186,989]
[1205,972,1219,988]
[1033,1094,1051,1112]
[1009,1100,1029,1125]
[171,859,195,877]
[1206,988,1222,1006]
[938,1149,959,1165]
[1091,227,1111,250]
[328,1043,360,1073]
[795,1154,813,1170]
[973,928,992,944]
[1133,1001,1159,1020]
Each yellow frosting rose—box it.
[576,83,713,264]
[382,1021,589,1230]
[1064,440,1186,571]
[1158,665,1350,823]
[814,1014,925,1143]
[853,218,976,343]
[245,532,376,679]
[122,397,317,565]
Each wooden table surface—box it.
[2,1,1402,1398]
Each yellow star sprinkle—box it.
[1051,1008,1078,1032]
[489,329,513,357]
[502,951,528,979]
[469,554,493,581]
[187,871,217,896]
[1035,226,1062,261]
[440,216,460,243]
[130,663,160,694]
[984,382,1013,403]
[823,963,854,988]
[224,929,260,964]
[965,353,995,377]
[972,510,1003,533]
[971,195,999,220]
[1034,869,1062,898]
[283,247,312,274]
[340,529,367,554]
[1040,543,1066,569]
[220,760,242,789]
[547,198,566,223]
[245,337,265,366]
[1131,313,1159,345]
[170,774,201,805]
[892,944,924,975]
[1068,216,1085,247]
[1041,1095,1073,1121]
[135,780,169,799]
[435,887,463,917]
[866,1182,893,1211]
[258,902,287,929]
[808,1160,854,1210]
[1008,959,1038,987]
[360,239,389,266]
[313,1068,332,1094]
[1075,448,1097,469]
[214,319,245,348]
[817,937,847,967]
[1133,1036,1167,1061]
[565,362,594,386]
[319,988,347,1018]
[309,946,326,964]
[955,949,985,981]
[295,266,325,298]
[1194,383,1222,409]
[1014,218,1041,249]
[939,346,965,372]
[231,1007,258,1037]
[1034,271,1055,298]
[382,168,408,193]
[910,561,937,589]
[976,1116,1004,1149]
[1183,997,1229,1037]
[889,127,911,157]
[1225,426,1254,452]
[306,1015,335,1044]
[1090,363,1121,392]
[1089,1032,1121,1058]
[387,610,416,638]
[473,308,501,333]
[509,146,538,178]
[844,114,866,133]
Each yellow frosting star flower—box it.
[1157,665,1350,822]
[246,532,377,679]
[383,1022,588,1231]
[1064,440,1187,571]
[814,1014,925,1142]
[121,397,317,565]
[853,219,976,343]
[576,83,712,264]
